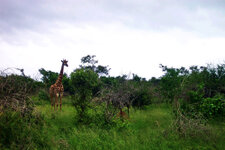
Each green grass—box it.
[34,98,225,150]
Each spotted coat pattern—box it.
[49,60,68,110]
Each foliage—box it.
[132,73,142,82]
[79,55,110,76]
[100,74,153,111]
[159,63,225,118]
[0,74,36,115]
[0,110,48,149]
[97,79,136,124]
[38,89,50,101]
[179,83,205,115]
[0,74,41,93]
[171,109,212,139]
[0,73,48,149]
[39,68,71,93]
[100,76,118,88]
[159,65,186,103]
[70,68,100,123]
[149,77,160,86]
[34,104,225,150]
[62,73,71,93]
[200,95,225,117]
[132,86,152,108]
[2,56,225,149]
[39,68,58,88]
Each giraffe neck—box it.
[55,63,64,85]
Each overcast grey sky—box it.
[0,0,225,79]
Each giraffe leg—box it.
[55,93,59,110]
[60,92,63,111]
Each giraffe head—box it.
[61,59,68,67]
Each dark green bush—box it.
[38,89,50,100]
[0,73,49,149]
[132,87,152,108]
[200,95,225,117]
[180,84,205,115]
[0,110,48,149]
[87,103,130,129]
[70,69,100,123]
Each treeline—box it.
[160,64,225,117]
[37,55,155,124]
[38,55,225,118]
[0,55,224,149]
[38,55,155,109]
[1,55,224,119]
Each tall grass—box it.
[34,100,225,150]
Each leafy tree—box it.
[61,73,71,93]
[96,65,110,76]
[132,74,141,82]
[70,68,100,123]
[39,68,58,88]
[100,76,118,88]
[159,63,225,118]
[132,85,152,108]
[79,55,110,76]
[159,64,186,103]
[149,77,160,86]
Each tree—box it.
[100,80,135,122]
[39,68,58,88]
[159,63,225,118]
[159,64,185,103]
[79,55,110,76]
[70,68,100,123]
[132,74,141,82]
[132,85,152,108]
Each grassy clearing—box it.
[34,99,225,150]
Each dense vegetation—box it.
[0,55,224,149]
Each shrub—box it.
[200,95,225,117]
[38,89,50,101]
[0,73,48,149]
[171,110,212,139]
[0,74,35,115]
[0,110,48,149]
[70,69,100,123]
[132,87,152,108]
[88,102,130,129]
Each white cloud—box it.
[1,22,225,79]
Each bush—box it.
[200,95,225,117]
[87,102,130,129]
[70,69,100,123]
[132,87,152,108]
[171,110,212,139]
[0,74,35,115]
[0,109,48,149]
[38,89,50,101]
[0,73,49,149]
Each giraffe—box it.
[49,59,68,110]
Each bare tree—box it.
[97,81,136,122]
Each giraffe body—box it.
[49,60,68,110]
